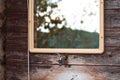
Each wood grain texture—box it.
[5,0,28,80]
[26,66,120,80]
[5,0,120,80]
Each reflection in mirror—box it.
[35,0,100,48]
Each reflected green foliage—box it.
[37,28,99,48]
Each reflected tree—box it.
[36,0,66,47]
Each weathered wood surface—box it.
[5,0,120,80]
[27,66,120,80]
[5,0,28,80]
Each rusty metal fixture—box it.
[57,53,70,67]
[58,56,62,66]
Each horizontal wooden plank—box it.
[105,0,120,9]
[5,44,27,51]
[111,16,120,27]
[105,9,120,15]
[6,63,28,80]
[6,14,27,20]
[5,52,28,80]
[5,47,119,65]
[6,59,28,65]
[29,46,120,66]
[105,14,120,28]
[105,36,120,46]
[6,0,27,9]
[6,0,27,14]
[6,0,27,5]
[6,40,27,45]
[5,32,27,51]
[6,51,28,59]
[6,32,27,39]
[105,28,120,37]
[6,13,27,18]
[6,18,27,27]
[6,26,28,33]
[6,10,27,14]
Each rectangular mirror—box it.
[28,0,104,54]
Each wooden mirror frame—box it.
[28,0,104,54]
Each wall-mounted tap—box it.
[57,54,70,67]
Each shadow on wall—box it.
[0,31,4,80]
[0,0,5,80]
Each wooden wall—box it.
[0,0,5,80]
[5,0,120,80]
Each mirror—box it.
[28,0,104,54]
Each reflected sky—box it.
[36,0,100,33]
